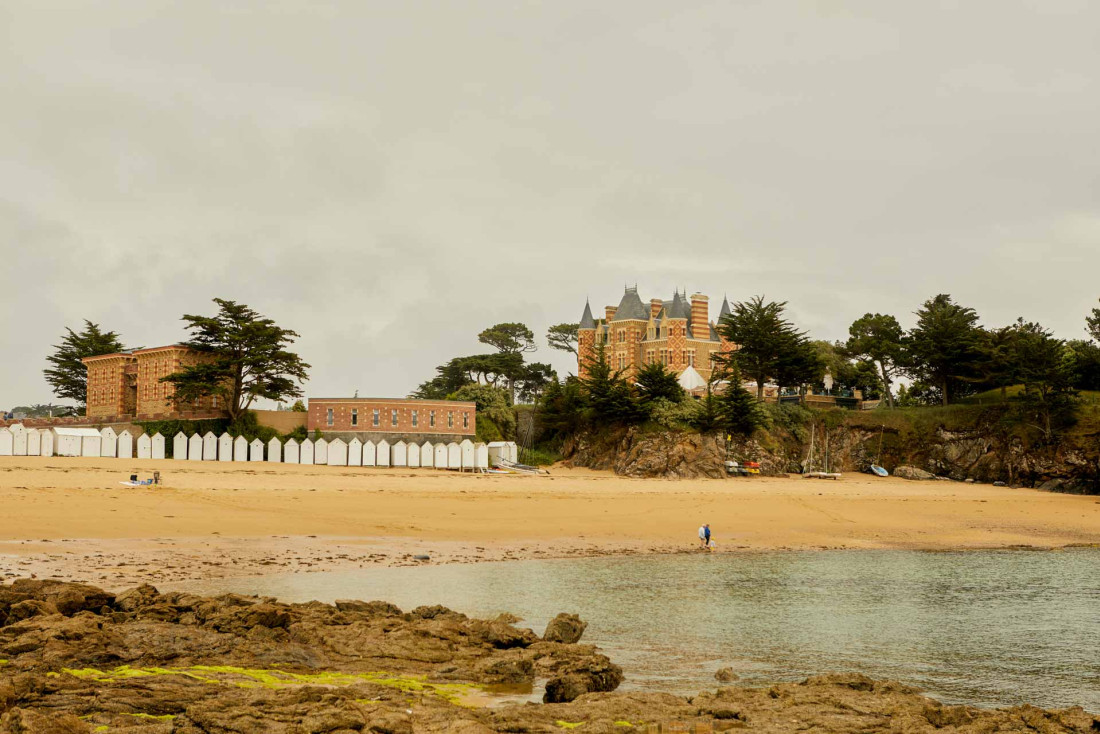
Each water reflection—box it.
[174,549,1100,711]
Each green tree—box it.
[1064,339,1100,391]
[774,335,823,398]
[717,295,801,400]
[546,323,579,356]
[514,362,556,403]
[1012,322,1076,439]
[1086,298,1100,342]
[43,321,129,411]
[635,362,685,406]
[845,313,906,407]
[479,322,537,354]
[719,368,765,436]
[290,399,307,412]
[536,377,587,444]
[161,299,310,422]
[906,294,986,406]
[449,383,516,440]
[688,385,723,433]
[580,343,647,425]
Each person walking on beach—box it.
[698,523,711,549]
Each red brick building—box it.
[83,345,223,421]
[577,287,736,383]
[307,398,476,440]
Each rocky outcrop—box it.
[2,580,1097,732]
[893,465,937,481]
[543,613,587,644]
[561,409,1100,492]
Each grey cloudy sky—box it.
[2,0,1098,408]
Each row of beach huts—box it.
[0,424,518,470]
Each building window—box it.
[351,409,358,426]
[212,395,219,408]
[326,408,334,426]
[373,409,379,427]
[448,411,454,428]
[391,409,398,427]
[430,410,436,427]
[412,410,418,427]
[462,413,469,429]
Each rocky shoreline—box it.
[2,580,1097,733]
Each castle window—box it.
[391,409,398,427]
[327,408,334,426]
[373,409,380,427]
[351,409,358,426]
[412,410,418,427]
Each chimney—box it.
[650,299,663,318]
[605,306,617,322]
[690,294,708,337]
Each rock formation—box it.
[1,580,1096,732]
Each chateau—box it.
[578,287,736,386]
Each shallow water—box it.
[176,549,1100,712]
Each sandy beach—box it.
[1,457,1098,589]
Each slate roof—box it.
[579,300,596,329]
[664,291,691,320]
[719,297,731,319]
[612,287,650,321]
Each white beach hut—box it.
[187,433,202,460]
[327,438,348,466]
[174,432,189,460]
[407,441,421,468]
[0,427,12,456]
[11,425,27,456]
[117,430,133,459]
[300,438,315,465]
[505,442,518,463]
[217,432,233,462]
[233,435,248,462]
[362,440,376,467]
[249,438,264,462]
[391,440,407,467]
[348,437,363,467]
[152,433,165,460]
[315,438,328,465]
[40,429,54,457]
[475,442,489,470]
[267,437,282,463]
[376,439,390,467]
[137,433,152,459]
[284,438,300,464]
[433,442,447,468]
[421,441,434,468]
[487,442,506,467]
[447,442,461,470]
[460,439,475,470]
[50,427,102,457]
[26,429,41,457]
[200,432,216,461]
[99,427,117,458]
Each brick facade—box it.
[577,288,737,384]
[83,345,224,421]
[307,398,476,438]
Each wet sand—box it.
[1,457,1098,589]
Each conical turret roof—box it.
[612,287,649,321]
[579,300,596,329]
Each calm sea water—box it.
[175,550,1100,712]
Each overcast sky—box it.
[2,1,1098,408]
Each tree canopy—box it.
[846,313,906,407]
[160,299,310,422]
[478,323,537,354]
[905,294,986,405]
[717,295,810,399]
[546,323,579,355]
[43,321,128,410]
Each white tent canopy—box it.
[677,365,707,392]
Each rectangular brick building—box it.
[83,345,223,420]
[307,398,476,440]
